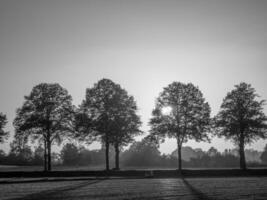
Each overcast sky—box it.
[0,0,267,154]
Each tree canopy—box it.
[13,83,75,171]
[214,82,267,169]
[76,78,142,170]
[121,137,162,167]
[260,144,267,164]
[149,82,211,171]
[0,113,8,143]
[60,143,80,166]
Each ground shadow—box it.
[0,177,101,185]
[182,177,217,200]
[10,179,105,200]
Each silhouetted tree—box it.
[8,136,33,165]
[121,137,162,167]
[76,79,141,170]
[87,148,106,166]
[0,113,8,143]
[32,145,44,165]
[189,149,240,168]
[150,82,211,172]
[0,150,6,164]
[109,89,142,170]
[214,83,267,170]
[78,147,92,166]
[261,144,267,164]
[13,83,75,171]
[207,147,219,157]
[60,143,80,165]
[171,146,204,161]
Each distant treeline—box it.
[1,79,267,171]
[1,138,267,168]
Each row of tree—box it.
[149,82,267,171]
[12,79,141,171]
[0,79,267,171]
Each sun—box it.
[161,106,172,115]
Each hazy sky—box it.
[0,0,267,154]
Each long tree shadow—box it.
[182,177,217,200]
[10,179,105,200]
[0,177,100,185]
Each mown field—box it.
[0,165,105,172]
[0,165,253,172]
[0,177,266,200]
[0,165,202,172]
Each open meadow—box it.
[0,177,266,200]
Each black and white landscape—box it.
[0,0,267,199]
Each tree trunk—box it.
[44,140,48,171]
[46,119,51,171]
[115,142,120,170]
[105,139,110,171]
[47,140,52,171]
[239,135,246,170]
[177,140,182,172]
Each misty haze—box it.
[0,0,267,199]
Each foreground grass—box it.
[0,177,266,200]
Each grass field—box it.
[0,165,105,172]
[0,165,258,172]
[0,177,266,200]
[0,165,190,172]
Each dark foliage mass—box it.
[214,82,267,169]
[121,137,163,167]
[261,144,267,164]
[120,139,265,168]
[1,140,266,169]
[0,113,8,143]
[150,82,211,171]
[76,79,142,170]
[60,143,106,166]
[13,83,75,171]
[56,143,116,167]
